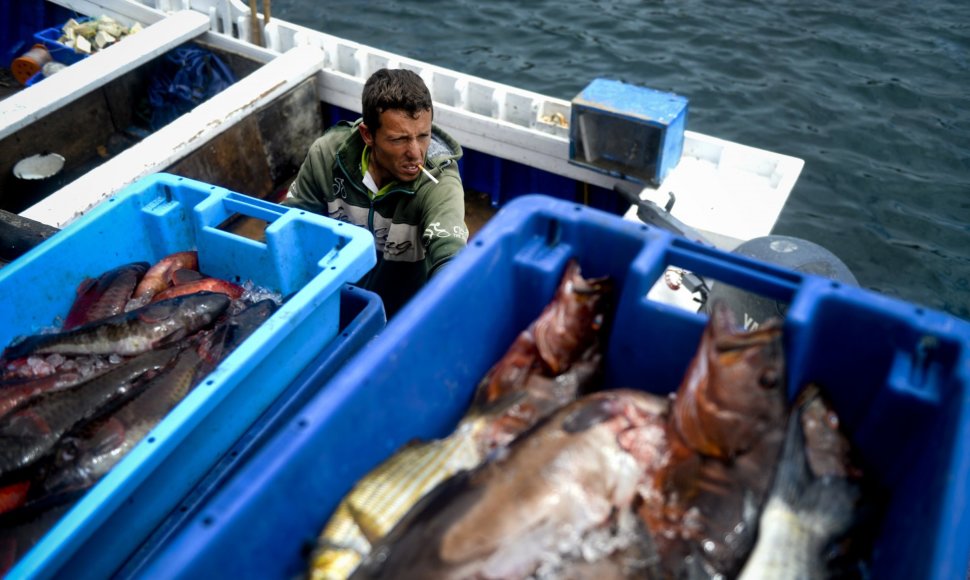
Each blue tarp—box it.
[145,46,237,130]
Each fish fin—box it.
[346,501,384,545]
[74,277,96,296]
[159,327,189,347]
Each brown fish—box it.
[63,262,149,330]
[310,260,613,579]
[0,367,111,419]
[642,299,787,578]
[351,390,671,579]
[0,346,180,479]
[36,343,207,498]
[2,292,230,359]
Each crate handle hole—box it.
[545,219,562,247]
[215,213,269,244]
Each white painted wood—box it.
[0,10,209,141]
[20,45,327,228]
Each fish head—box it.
[672,299,787,459]
[534,260,613,375]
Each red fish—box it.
[63,262,149,330]
[0,482,30,516]
[643,299,788,577]
[470,260,612,454]
[0,368,109,419]
[131,251,199,304]
[151,278,245,303]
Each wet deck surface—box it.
[465,189,497,240]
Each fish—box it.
[170,268,205,286]
[0,368,110,419]
[469,259,612,455]
[1,292,230,360]
[128,251,199,309]
[0,492,78,576]
[350,389,671,579]
[0,346,180,479]
[309,260,612,580]
[36,343,208,498]
[641,299,788,578]
[63,262,148,330]
[33,300,276,501]
[0,481,31,516]
[198,298,277,364]
[738,384,864,580]
[151,277,245,303]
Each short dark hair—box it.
[361,68,433,132]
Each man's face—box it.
[359,108,432,187]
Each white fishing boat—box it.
[2,0,802,250]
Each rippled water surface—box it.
[275,0,970,319]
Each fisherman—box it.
[285,68,467,317]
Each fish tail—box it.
[310,502,370,580]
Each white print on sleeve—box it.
[423,222,469,243]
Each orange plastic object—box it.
[11,44,52,85]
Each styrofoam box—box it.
[140,194,969,580]
[0,173,375,579]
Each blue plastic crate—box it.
[33,25,88,65]
[137,195,970,580]
[117,283,385,576]
[0,173,376,579]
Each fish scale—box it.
[0,346,180,479]
[1,292,230,360]
[37,343,205,497]
[310,417,485,580]
[308,260,612,579]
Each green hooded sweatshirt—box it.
[285,119,466,316]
